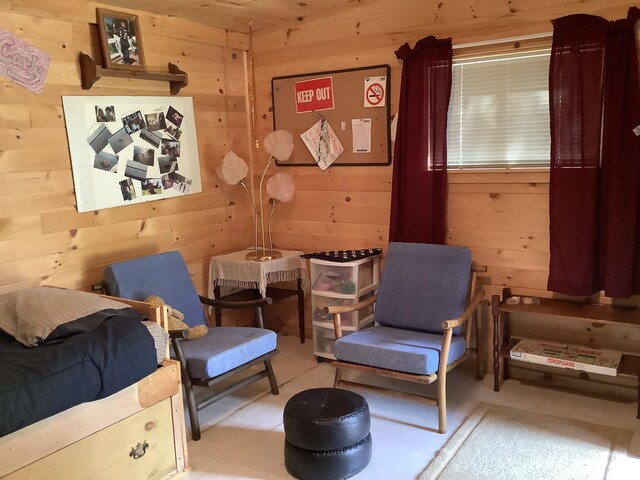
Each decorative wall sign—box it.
[364,75,386,107]
[62,96,202,212]
[294,76,334,113]
[0,28,50,94]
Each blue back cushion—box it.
[104,251,207,328]
[375,243,471,335]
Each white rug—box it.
[420,402,637,480]
[185,362,449,479]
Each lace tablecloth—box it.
[208,249,309,298]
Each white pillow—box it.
[0,287,130,347]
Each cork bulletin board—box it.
[272,64,391,167]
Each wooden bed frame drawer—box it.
[6,399,177,480]
[0,297,187,480]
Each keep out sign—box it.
[294,76,334,113]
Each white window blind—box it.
[447,50,551,169]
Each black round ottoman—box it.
[283,388,372,480]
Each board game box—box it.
[510,339,622,376]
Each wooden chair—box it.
[104,251,279,441]
[325,242,484,434]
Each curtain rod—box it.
[453,32,552,49]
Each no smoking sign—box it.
[364,76,386,108]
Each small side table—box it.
[491,288,640,419]
[209,249,309,343]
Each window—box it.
[447,50,551,169]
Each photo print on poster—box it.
[141,178,162,195]
[139,128,162,148]
[145,111,166,131]
[94,151,119,173]
[161,173,173,189]
[168,172,191,194]
[119,178,136,201]
[87,123,111,153]
[122,110,146,134]
[62,96,202,212]
[95,105,115,122]
[108,128,133,154]
[166,105,183,127]
[124,159,148,181]
[133,145,155,166]
[158,155,177,174]
[165,124,182,140]
[161,138,180,157]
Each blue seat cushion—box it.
[179,327,277,379]
[334,325,467,375]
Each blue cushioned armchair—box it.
[326,243,485,434]
[104,251,279,441]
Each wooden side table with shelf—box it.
[208,249,308,343]
[311,255,380,360]
[492,288,640,419]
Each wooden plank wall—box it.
[0,1,253,314]
[252,0,640,341]
[2,0,639,344]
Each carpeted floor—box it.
[182,335,640,479]
[421,402,636,480]
[183,357,452,479]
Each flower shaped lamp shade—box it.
[217,151,248,185]
[265,172,295,256]
[264,130,294,162]
[266,172,295,202]
[216,151,259,256]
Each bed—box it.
[0,289,187,480]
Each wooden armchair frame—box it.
[167,294,278,441]
[326,269,485,434]
[105,250,279,440]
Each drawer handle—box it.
[130,441,149,459]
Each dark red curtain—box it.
[548,9,640,297]
[389,36,452,244]
[599,8,640,298]
[548,14,608,295]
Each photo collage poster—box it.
[62,96,202,212]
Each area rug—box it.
[420,402,636,480]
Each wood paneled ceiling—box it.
[98,0,376,33]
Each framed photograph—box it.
[96,9,146,71]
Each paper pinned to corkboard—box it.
[300,118,344,170]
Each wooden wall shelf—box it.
[79,52,188,95]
